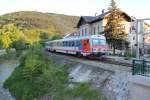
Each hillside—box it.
[0,11,80,35]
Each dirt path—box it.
[0,60,19,100]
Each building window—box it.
[93,27,96,35]
[97,26,100,34]
[82,29,84,36]
[133,36,135,40]
[85,28,87,36]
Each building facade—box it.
[74,11,136,54]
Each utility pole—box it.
[136,19,140,59]
[130,16,133,56]
[135,18,150,59]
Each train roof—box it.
[48,35,105,43]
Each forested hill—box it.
[0,11,80,35]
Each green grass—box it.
[4,44,103,100]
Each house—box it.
[74,11,136,54]
[76,11,132,36]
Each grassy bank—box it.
[4,45,102,100]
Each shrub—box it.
[12,40,26,56]
[50,33,62,40]
[4,44,69,100]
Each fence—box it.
[132,59,150,77]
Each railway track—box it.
[46,50,132,67]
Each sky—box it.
[0,0,150,19]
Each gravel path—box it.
[46,52,131,72]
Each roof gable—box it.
[77,16,95,28]
[77,11,132,28]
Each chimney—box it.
[102,9,105,14]
[95,12,98,16]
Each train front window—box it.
[92,39,99,46]
[100,39,106,45]
[92,39,106,46]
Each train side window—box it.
[59,42,61,46]
[76,40,81,46]
[72,41,74,46]
[69,41,71,47]
[63,41,65,46]
[76,41,78,46]
[62,41,64,46]
[66,41,68,47]
[59,42,61,47]
[70,41,72,47]
[75,41,77,46]
[60,42,62,47]
[65,41,67,47]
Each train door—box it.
[82,39,90,53]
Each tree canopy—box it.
[104,0,127,54]
[0,24,23,49]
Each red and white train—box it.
[45,35,107,56]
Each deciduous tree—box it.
[0,24,23,53]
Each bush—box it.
[12,40,26,56]
[50,33,62,40]
[4,44,68,100]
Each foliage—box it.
[4,44,102,100]
[40,32,49,39]
[104,0,127,54]
[23,29,41,45]
[0,32,12,49]
[50,33,62,40]
[0,24,23,49]
[12,40,26,56]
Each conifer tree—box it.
[105,0,127,54]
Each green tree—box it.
[51,33,62,40]
[0,32,12,49]
[23,29,40,45]
[0,24,23,52]
[104,0,127,54]
[40,32,49,40]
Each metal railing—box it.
[132,59,150,77]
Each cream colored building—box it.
[73,11,135,54]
